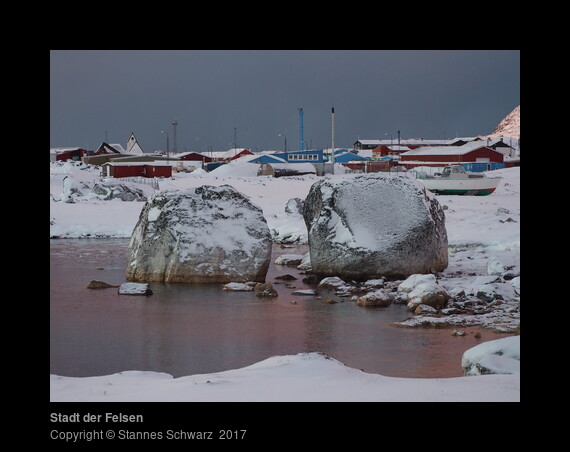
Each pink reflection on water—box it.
[50,239,507,378]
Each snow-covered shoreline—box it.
[50,352,520,402]
[50,160,520,401]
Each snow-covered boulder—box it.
[397,274,450,310]
[274,254,304,266]
[285,198,304,215]
[126,185,272,283]
[476,282,518,302]
[355,289,392,307]
[397,274,437,294]
[297,252,311,271]
[461,335,520,376]
[118,282,153,295]
[317,276,348,289]
[303,174,448,281]
[486,256,506,276]
[60,176,90,203]
[405,281,450,311]
[222,282,254,291]
[511,276,520,292]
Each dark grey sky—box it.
[50,50,520,153]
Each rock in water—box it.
[118,282,153,295]
[126,185,272,283]
[86,280,119,289]
[303,174,448,281]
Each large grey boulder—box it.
[303,174,448,281]
[126,185,272,283]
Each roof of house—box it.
[125,133,144,154]
[208,148,251,159]
[50,147,84,154]
[102,160,172,166]
[401,141,502,157]
[333,152,369,162]
[249,154,288,164]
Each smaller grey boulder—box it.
[86,280,119,289]
[118,282,153,296]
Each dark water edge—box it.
[50,238,500,379]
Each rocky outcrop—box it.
[91,183,146,201]
[303,174,448,281]
[126,185,272,283]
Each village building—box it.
[100,161,172,179]
[248,154,288,165]
[332,151,368,163]
[206,148,254,162]
[93,142,127,155]
[354,138,452,150]
[372,145,412,160]
[257,162,316,177]
[272,149,325,164]
[399,141,508,171]
[125,132,145,154]
[176,152,214,164]
[50,147,89,162]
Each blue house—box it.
[271,149,325,164]
[332,151,369,163]
[248,154,288,164]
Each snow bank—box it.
[50,352,520,402]
[462,335,520,376]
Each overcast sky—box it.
[50,50,520,153]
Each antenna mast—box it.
[298,107,304,151]
[172,118,178,153]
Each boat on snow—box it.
[415,165,501,196]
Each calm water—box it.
[50,239,500,378]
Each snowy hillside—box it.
[489,105,520,139]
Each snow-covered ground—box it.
[50,158,520,401]
[50,351,519,402]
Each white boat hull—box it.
[419,176,501,196]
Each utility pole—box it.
[331,106,335,175]
[298,107,304,151]
[172,118,178,153]
[161,130,169,161]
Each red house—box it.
[208,148,254,162]
[101,162,172,178]
[50,147,88,161]
[177,152,213,163]
[372,145,412,159]
[399,143,506,170]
